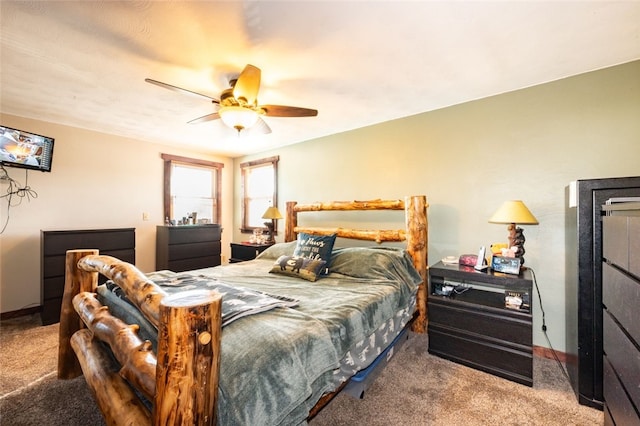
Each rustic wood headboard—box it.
[284,195,428,333]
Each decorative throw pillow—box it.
[293,232,337,274]
[270,255,327,282]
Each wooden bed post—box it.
[285,201,298,242]
[154,289,223,426]
[58,249,99,379]
[405,195,428,333]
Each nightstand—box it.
[230,242,273,263]
[428,261,533,386]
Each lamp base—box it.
[264,221,275,244]
[507,224,526,265]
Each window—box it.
[240,156,279,232]
[161,154,223,224]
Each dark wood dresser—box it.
[41,228,135,325]
[156,224,222,272]
[428,261,533,386]
[565,177,640,409]
[602,201,640,426]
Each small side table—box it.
[230,242,273,263]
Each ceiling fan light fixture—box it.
[218,105,259,133]
[146,64,316,136]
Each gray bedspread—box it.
[97,242,422,425]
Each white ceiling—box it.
[1,1,639,158]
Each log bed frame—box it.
[57,195,428,425]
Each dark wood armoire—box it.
[564,176,640,409]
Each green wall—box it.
[234,60,640,351]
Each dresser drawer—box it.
[604,356,640,426]
[604,215,640,277]
[604,216,629,270]
[43,276,65,300]
[230,243,272,262]
[168,255,221,272]
[428,299,532,347]
[166,226,221,244]
[41,297,63,326]
[603,310,640,406]
[232,244,262,260]
[428,325,533,386]
[168,241,221,261]
[603,262,640,345]
[43,248,135,278]
[42,229,135,255]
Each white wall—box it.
[233,60,640,352]
[0,115,234,314]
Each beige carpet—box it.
[1,314,603,425]
[0,314,105,426]
[310,335,604,425]
[0,314,59,397]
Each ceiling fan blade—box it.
[252,117,272,134]
[233,65,261,105]
[188,112,220,124]
[145,78,219,103]
[260,105,318,117]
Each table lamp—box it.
[488,200,538,265]
[262,206,283,244]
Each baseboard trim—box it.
[533,345,568,363]
[0,306,41,321]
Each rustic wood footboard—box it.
[57,195,428,425]
[58,253,222,425]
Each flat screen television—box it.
[0,125,55,172]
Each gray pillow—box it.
[329,246,419,282]
[256,240,297,260]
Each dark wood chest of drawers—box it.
[156,225,221,272]
[41,228,135,325]
[602,202,640,426]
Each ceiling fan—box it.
[145,64,318,134]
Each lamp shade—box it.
[262,206,283,220]
[218,105,259,132]
[488,200,539,225]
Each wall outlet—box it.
[142,212,149,221]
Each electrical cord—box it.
[0,164,38,234]
[453,285,471,295]
[529,267,570,382]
